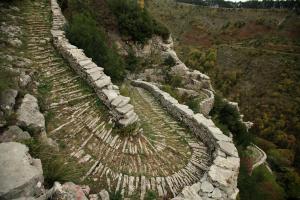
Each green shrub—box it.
[161,84,179,99]
[144,190,157,200]
[23,139,84,188]
[254,137,277,152]
[109,190,122,200]
[164,55,176,67]
[169,75,183,88]
[186,98,200,113]
[109,0,169,43]
[210,94,252,147]
[280,169,300,199]
[66,13,125,81]
[112,122,138,137]
[153,20,170,40]
[268,148,294,168]
[125,47,140,72]
[234,20,246,28]
[222,21,231,29]
[239,164,285,200]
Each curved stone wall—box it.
[132,80,240,200]
[199,89,215,116]
[50,0,139,127]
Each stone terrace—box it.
[17,0,215,199]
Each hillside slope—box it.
[146,0,300,199]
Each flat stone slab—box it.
[16,94,45,133]
[116,104,133,115]
[208,165,236,188]
[111,96,130,108]
[201,181,214,193]
[102,89,118,102]
[0,142,44,199]
[94,76,111,89]
[87,70,104,82]
[217,141,238,157]
[213,156,240,171]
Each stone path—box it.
[20,0,211,199]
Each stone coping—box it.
[132,80,240,200]
[199,89,214,116]
[50,0,139,127]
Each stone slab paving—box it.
[19,0,211,199]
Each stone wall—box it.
[132,80,240,200]
[131,35,216,116]
[199,89,214,116]
[157,36,213,92]
[50,0,139,127]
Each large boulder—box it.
[0,89,18,115]
[50,182,89,200]
[16,94,45,134]
[0,142,44,199]
[0,125,31,142]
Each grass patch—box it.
[23,138,86,188]
[112,122,138,137]
[0,67,18,93]
[109,190,122,200]
[37,81,53,112]
[95,99,110,119]
[186,97,201,113]
[144,190,158,200]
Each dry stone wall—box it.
[132,80,240,200]
[199,89,215,116]
[131,35,215,116]
[50,0,139,127]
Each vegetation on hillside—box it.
[147,0,300,199]
[62,0,126,81]
[210,94,252,147]
[109,0,169,43]
[66,13,126,81]
[61,0,170,81]
[238,162,285,200]
[23,139,85,188]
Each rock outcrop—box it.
[50,0,139,127]
[16,94,45,134]
[132,80,239,200]
[131,35,215,116]
[48,182,89,200]
[0,125,31,142]
[0,89,18,115]
[0,142,44,200]
[19,72,32,88]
